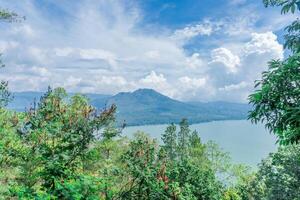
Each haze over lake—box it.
[123,120,277,167]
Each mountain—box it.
[8,89,250,126]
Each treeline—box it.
[1,0,300,199]
[0,88,300,199]
[0,88,236,199]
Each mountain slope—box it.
[8,89,250,126]
[99,89,250,125]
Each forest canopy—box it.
[0,0,300,199]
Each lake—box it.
[122,120,277,167]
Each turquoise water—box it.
[122,120,277,167]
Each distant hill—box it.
[8,89,251,126]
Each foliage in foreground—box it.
[1,88,299,199]
[0,0,300,199]
[249,0,300,145]
[0,89,227,199]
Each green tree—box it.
[189,130,206,167]
[0,9,22,22]
[94,123,124,200]
[249,0,300,145]
[262,1,298,53]
[245,145,300,199]
[0,109,24,197]
[205,141,231,175]
[177,118,191,159]
[118,132,167,200]
[9,88,116,198]
[0,77,12,108]
[166,159,223,200]
[0,8,19,107]
[161,123,177,160]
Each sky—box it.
[0,0,297,102]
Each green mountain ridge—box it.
[8,88,250,126]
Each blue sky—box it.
[0,0,297,102]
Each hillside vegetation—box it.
[1,0,300,199]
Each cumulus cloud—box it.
[138,71,176,97]
[243,32,284,59]
[210,48,240,73]
[139,71,166,85]
[186,53,204,69]
[0,0,288,102]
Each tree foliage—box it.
[1,0,300,199]
[161,123,177,160]
[255,145,300,199]
[0,8,24,22]
[249,0,300,145]
[0,8,18,108]
[232,145,300,200]
[249,55,300,144]
[4,88,116,198]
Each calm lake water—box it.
[122,120,277,167]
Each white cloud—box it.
[98,75,128,86]
[139,71,176,97]
[186,53,204,69]
[179,76,206,89]
[0,0,289,102]
[54,47,74,57]
[172,20,215,42]
[27,46,49,64]
[63,76,82,88]
[79,49,117,67]
[243,32,284,59]
[139,71,166,85]
[218,81,248,92]
[11,24,36,38]
[29,66,51,77]
[0,41,19,52]
[145,50,160,59]
[211,48,240,73]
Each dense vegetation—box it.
[0,89,244,199]
[1,0,300,199]
[249,0,300,145]
[1,89,300,199]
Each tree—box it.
[263,1,300,53]
[118,129,225,200]
[161,123,177,160]
[0,9,19,107]
[249,0,300,145]
[177,118,191,159]
[0,109,24,196]
[244,145,300,199]
[0,8,24,108]
[189,130,206,167]
[249,56,300,145]
[0,77,12,108]
[166,159,223,200]
[93,122,124,200]
[0,9,24,22]
[118,132,167,200]
[9,88,116,198]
